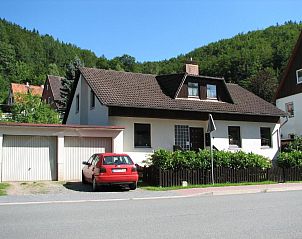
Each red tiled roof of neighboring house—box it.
[11,83,43,97]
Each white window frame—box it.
[188,82,199,97]
[285,102,294,118]
[296,69,302,84]
[206,84,217,99]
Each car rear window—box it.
[103,156,134,165]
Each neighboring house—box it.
[7,82,43,106]
[42,75,64,111]
[275,31,302,140]
[63,62,286,164]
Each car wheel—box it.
[82,171,87,184]
[92,177,98,192]
[129,182,137,190]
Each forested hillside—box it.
[0,18,301,103]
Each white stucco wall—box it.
[109,117,207,164]
[109,116,280,164]
[276,93,302,139]
[66,75,109,125]
[212,120,280,160]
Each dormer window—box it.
[188,82,199,97]
[207,84,217,99]
[296,69,302,84]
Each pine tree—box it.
[58,57,83,113]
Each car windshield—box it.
[103,156,134,165]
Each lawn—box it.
[0,183,10,196]
[139,181,278,191]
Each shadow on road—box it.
[63,182,130,192]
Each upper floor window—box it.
[228,126,241,148]
[296,69,302,84]
[76,94,79,113]
[90,90,95,109]
[260,127,272,147]
[285,102,294,117]
[207,84,217,99]
[134,123,151,148]
[188,82,199,97]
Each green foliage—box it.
[148,149,271,170]
[277,151,302,168]
[0,18,302,104]
[59,57,83,111]
[285,136,302,152]
[10,93,61,124]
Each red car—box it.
[82,153,139,191]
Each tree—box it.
[240,68,278,103]
[59,57,83,111]
[11,93,60,124]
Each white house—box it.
[275,31,302,140]
[64,62,286,164]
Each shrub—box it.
[285,136,302,152]
[148,149,271,170]
[277,151,302,168]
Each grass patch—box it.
[0,183,10,196]
[139,181,278,191]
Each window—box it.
[134,123,151,147]
[188,82,199,97]
[47,97,51,104]
[90,90,95,109]
[174,125,190,150]
[285,102,294,117]
[207,84,217,99]
[228,126,241,147]
[103,156,134,165]
[260,127,272,147]
[46,84,49,91]
[296,69,302,84]
[76,94,79,113]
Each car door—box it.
[83,155,95,182]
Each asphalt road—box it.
[0,191,301,239]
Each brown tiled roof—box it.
[47,75,64,101]
[11,83,43,96]
[78,67,286,117]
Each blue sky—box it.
[1,0,302,62]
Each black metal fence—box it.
[142,166,302,187]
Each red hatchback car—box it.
[82,153,139,191]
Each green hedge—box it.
[277,151,302,168]
[147,149,271,170]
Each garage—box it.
[0,123,124,182]
[2,135,57,181]
[64,137,112,180]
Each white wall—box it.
[66,74,109,125]
[276,93,302,139]
[109,116,280,164]
[212,120,280,160]
[66,76,82,124]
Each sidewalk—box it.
[175,182,302,197]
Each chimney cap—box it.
[185,59,198,65]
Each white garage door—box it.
[2,135,57,181]
[64,137,112,180]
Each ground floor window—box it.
[134,123,151,147]
[174,125,190,150]
[260,127,272,147]
[228,126,241,148]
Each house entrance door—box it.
[190,127,204,151]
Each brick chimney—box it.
[184,58,199,75]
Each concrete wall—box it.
[109,116,280,164]
[276,93,302,139]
